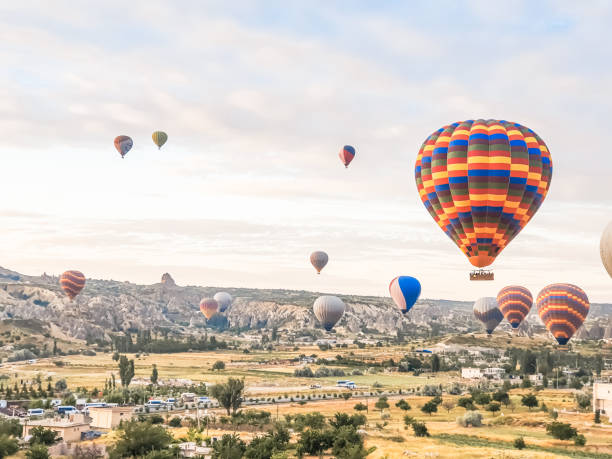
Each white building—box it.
[461,368,482,379]
[528,374,544,385]
[593,382,612,420]
[483,368,505,379]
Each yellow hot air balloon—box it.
[152,131,168,150]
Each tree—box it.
[374,397,389,413]
[514,437,526,450]
[341,393,352,401]
[492,391,509,406]
[210,378,245,416]
[595,410,601,424]
[458,396,475,411]
[112,352,120,362]
[486,402,501,414]
[421,400,438,416]
[296,429,333,456]
[403,415,415,427]
[431,355,440,372]
[574,434,586,446]
[473,392,491,405]
[0,419,22,437]
[411,422,429,437]
[108,420,173,458]
[212,361,226,371]
[28,427,59,446]
[442,400,455,413]
[54,379,67,391]
[118,355,135,387]
[575,393,592,411]
[395,399,411,411]
[521,350,537,375]
[546,422,577,441]
[26,444,49,459]
[150,364,158,385]
[521,393,538,411]
[0,435,19,458]
[353,402,367,412]
[168,417,182,428]
[212,434,246,459]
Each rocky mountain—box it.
[0,267,608,343]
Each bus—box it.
[27,408,44,417]
[57,406,77,415]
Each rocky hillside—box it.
[0,267,608,343]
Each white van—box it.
[27,408,44,416]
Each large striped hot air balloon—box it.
[415,120,552,269]
[339,145,355,168]
[152,131,168,150]
[536,284,589,345]
[389,276,421,314]
[214,292,233,312]
[497,286,533,329]
[473,297,503,335]
[601,221,612,278]
[114,135,133,158]
[59,270,86,300]
[199,298,218,320]
[313,296,345,331]
[310,251,329,274]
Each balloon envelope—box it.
[415,119,552,268]
[389,276,421,314]
[214,292,233,312]
[313,295,345,331]
[310,251,329,274]
[152,131,168,149]
[339,145,355,168]
[473,297,503,334]
[200,298,218,320]
[601,221,612,278]
[536,283,589,345]
[497,286,533,329]
[60,270,86,300]
[114,135,133,158]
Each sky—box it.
[0,1,611,302]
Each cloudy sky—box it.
[1,1,611,301]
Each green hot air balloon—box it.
[152,131,168,150]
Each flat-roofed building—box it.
[23,415,89,443]
[88,406,134,429]
[593,382,612,420]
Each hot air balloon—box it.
[310,251,329,274]
[60,270,86,300]
[389,276,421,314]
[601,221,612,278]
[214,292,233,312]
[313,296,345,331]
[114,135,133,158]
[473,297,503,335]
[339,145,355,168]
[415,120,552,278]
[536,284,589,345]
[497,286,533,329]
[200,298,218,320]
[152,131,168,150]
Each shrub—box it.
[150,414,164,424]
[395,399,410,411]
[594,410,601,424]
[546,422,577,441]
[412,422,429,437]
[514,437,526,450]
[403,415,415,427]
[26,444,49,459]
[353,403,367,412]
[473,392,491,405]
[456,411,483,427]
[168,417,182,427]
[574,434,586,446]
[293,367,314,378]
[421,385,441,396]
[0,435,19,458]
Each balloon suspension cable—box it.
[469,269,494,281]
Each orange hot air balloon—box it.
[60,270,86,300]
[536,284,589,345]
[497,285,533,329]
[200,298,218,320]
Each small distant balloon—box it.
[601,221,612,278]
[310,251,329,274]
[313,295,345,331]
[473,297,503,335]
[536,283,589,345]
[339,145,355,168]
[389,276,421,314]
[497,286,533,329]
[114,135,133,158]
[200,298,218,320]
[152,131,168,150]
[214,292,233,312]
[60,270,86,300]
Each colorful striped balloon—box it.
[114,135,133,158]
[199,298,218,320]
[536,284,589,345]
[497,285,533,329]
[339,145,355,168]
[152,131,168,150]
[310,251,329,274]
[60,270,86,300]
[389,276,421,314]
[415,120,552,268]
[473,297,503,334]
